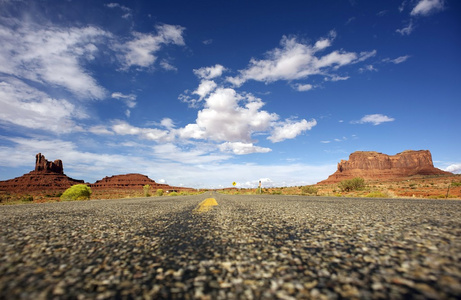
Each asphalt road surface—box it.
[1,192,460,299]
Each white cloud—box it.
[193,64,227,79]
[227,32,375,86]
[445,164,461,174]
[411,0,444,16]
[0,136,337,187]
[0,21,109,99]
[105,2,132,19]
[325,75,350,82]
[396,20,415,35]
[181,88,278,143]
[294,83,314,92]
[268,119,317,143]
[193,80,218,100]
[0,78,85,133]
[111,92,137,108]
[88,125,114,135]
[112,120,171,141]
[353,114,395,125]
[160,60,178,71]
[152,143,230,164]
[160,118,175,129]
[218,142,272,155]
[384,55,411,64]
[119,24,185,69]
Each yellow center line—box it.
[193,198,218,213]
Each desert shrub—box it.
[451,181,461,187]
[143,184,151,197]
[338,177,365,192]
[365,191,388,198]
[21,195,34,202]
[301,185,318,195]
[156,189,164,196]
[271,190,282,195]
[61,184,92,201]
[168,192,178,196]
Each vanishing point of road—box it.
[1,192,460,299]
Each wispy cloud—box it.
[396,20,415,35]
[352,114,395,125]
[0,21,109,99]
[227,31,376,87]
[383,55,411,64]
[118,24,185,69]
[411,0,445,16]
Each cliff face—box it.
[0,153,84,192]
[90,174,170,190]
[319,150,452,184]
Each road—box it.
[1,192,460,299]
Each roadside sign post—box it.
[259,180,261,194]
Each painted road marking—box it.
[193,198,218,213]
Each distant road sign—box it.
[232,181,236,186]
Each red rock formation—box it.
[319,150,452,184]
[35,153,63,174]
[90,174,168,190]
[0,153,84,192]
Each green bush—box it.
[60,184,92,201]
[143,184,151,197]
[301,185,318,195]
[338,177,365,192]
[365,191,388,198]
[451,181,461,187]
[156,189,164,196]
[168,192,178,196]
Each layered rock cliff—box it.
[90,174,172,190]
[0,153,84,192]
[319,150,452,184]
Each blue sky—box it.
[0,0,459,188]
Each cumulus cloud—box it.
[193,80,218,100]
[193,64,227,79]
[411,0,445,16]
[179,88,278,142]
[294,83,314,92]
[445,164,461,174]
[0,21,109,99]
[218,142,272,155]
[268,119,317,142]
[352,114,395,125]
[227,31,375,87]
[119,24,185,69]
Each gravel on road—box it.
[1,193,460,299]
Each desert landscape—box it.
[1,151,459,204]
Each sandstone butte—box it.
[0,153,190,193]
[318,150,452,184]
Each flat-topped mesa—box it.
[319,150,452,184]
[90,173,171,190]
[0,153,84,192]
[35,153,64,174]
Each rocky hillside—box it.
[0,153,193,194]
[0,153,85,192]
[319,150,452,184]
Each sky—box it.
[0,0,460,189]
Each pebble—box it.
[0,194,460,299]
